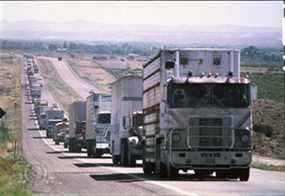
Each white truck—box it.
[45,104,64,138]
[68,101,86,152]
[53,120,69,145]
[36,100,48,128]
[86,92,112,158]
[142,48,255,181]
[111,75,144,166]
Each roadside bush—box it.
[253,124,274,137]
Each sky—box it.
[0,1,282,28]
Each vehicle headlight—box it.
[241,135,249,143]
[172,131,181,143]
[234,129,251,149]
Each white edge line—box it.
[77,158,199,196]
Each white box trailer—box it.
[39,102,49,130]
[68,101,86,152]
[142,48,254,181]
[86,92,112,158]
[45,104,64,138]
[111,75,144,166]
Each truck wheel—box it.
[156,163,167,178]
[216,170,227,179]
[112,156,117,164]
[68,138,77,152]
[120,139,129,166]
[63,142,68,148]
[112,155,120,165]
[94,153,103,158]
[55,140,60,145]
[87,141,95,158]
[239,168,250,181]
[143,161,153,175]
[75,145,82,153]
[68,143,73,152]
[168,166,179,179]
[129,154,136,167]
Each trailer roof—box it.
[143,47,240,68]
[162,47,240,52]
[110,75,142,86]
[87,92,111,99]
[168,76,250,84]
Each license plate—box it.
[201,153,216,165]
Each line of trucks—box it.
[25,48,257,181]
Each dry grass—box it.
[0,53,23,151]
[0,52,31,195]
[252,161,285,172]
[66,57,116,93]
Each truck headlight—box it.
[241,135,249,143]
[234,129,251,149]
[172,132,181,143]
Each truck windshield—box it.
[97,113,111,124]
[167,83,250,108]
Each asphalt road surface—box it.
[21,59,285,196]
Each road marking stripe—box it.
[37,131,200,196]
[78,158,199,196]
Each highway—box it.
[39,57,99,99]
[21,57,285,196]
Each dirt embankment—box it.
[66,57,116,93]
[252,99,285,159]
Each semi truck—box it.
[86,92,112,158]
[53,119,69,145]
[38,102,49,130]
[142,48,255,181]
[111,75,144,166]
[68,101,86,152]
[30,85,41,101]
[45,104,64,138]
[34,100,48,119]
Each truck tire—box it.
[94,153,103,158]
[216,170,227,179]
[87,140,95,158]
[69,138,79,152]
[120,139,129,166]
[129,154,136,167]
[112,155,120,165]
[46,131,50,138]
[55,140,60,145]
[143,160,153,175]
[63,142,68,148]
[75,144,82,153]
[239,168,250,181]
[168,166,179,179]
[68,143,74,152]
[156,162,167,178]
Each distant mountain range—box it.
[0,20,282,48]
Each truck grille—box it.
[188,117,232,148]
